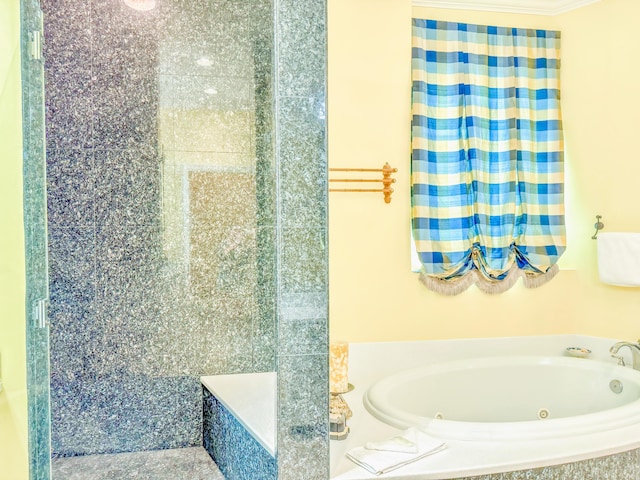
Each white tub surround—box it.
[330,335,640,480]
[201,372,276,457]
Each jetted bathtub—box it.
[329,335,640,480]
[363,355,640,442]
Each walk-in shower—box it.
[21,0,328,478]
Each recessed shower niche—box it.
[44,0,275,459]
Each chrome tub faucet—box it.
[610,341,640,370]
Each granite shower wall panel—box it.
[274,0,329,478]
[254,22,277,374]
[43,0,276,457]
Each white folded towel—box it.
[597,232,640,286]
[346,427,446,476]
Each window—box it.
[411,20,566,295]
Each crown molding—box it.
[412,0,601,16]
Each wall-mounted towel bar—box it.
[329,163,398,204]
[592,215,604,239]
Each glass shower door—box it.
[21,0,51,478]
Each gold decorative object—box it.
[329,341,353,440]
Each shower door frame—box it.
[20,0,52,478]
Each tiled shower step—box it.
[51,446,224,480]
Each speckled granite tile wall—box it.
[457,448,640,480]
[274,0,329,479]
[43,0,277,457]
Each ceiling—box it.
[412,0,601,16]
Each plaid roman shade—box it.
[411,20,566,295]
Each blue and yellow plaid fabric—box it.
[411,19,566,282]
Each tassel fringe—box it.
[419,270,478,296]
[522,263,559,289]
[419,264,559,296]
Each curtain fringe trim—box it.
[418,264,560,296]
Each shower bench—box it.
[201,372,276,479]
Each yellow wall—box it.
[328,0,640,342]
[0,0,29,478]
[555,0,640,337]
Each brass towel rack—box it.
[329,163,398,204]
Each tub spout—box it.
[609,341,640,370]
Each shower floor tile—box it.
[51,446,225,480]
